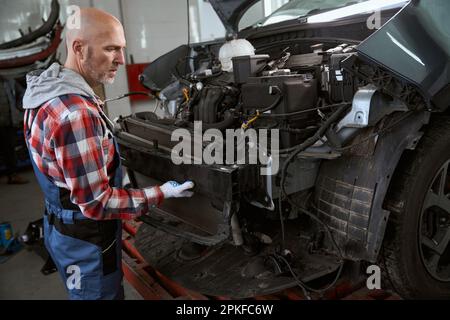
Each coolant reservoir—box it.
[219,38,255,72]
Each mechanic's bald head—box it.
[64,7,126,87]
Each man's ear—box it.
[72,39,84,59]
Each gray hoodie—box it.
[23,62,97,109]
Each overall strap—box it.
[25,106,86,224]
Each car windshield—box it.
[254,0,408,27]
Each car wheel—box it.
[382,117,450,299]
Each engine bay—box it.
[114,0,450,299]
[114,41,367,298]
[115,28,431,297]
[136,41,360,150]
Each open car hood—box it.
[357,0,450,110]
[209,0,259,33]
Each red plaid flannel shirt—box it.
[24,94,163,220]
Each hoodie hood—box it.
[23,62,96,109]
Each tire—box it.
[382,116,450,299]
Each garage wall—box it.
[120,0,189,64]
[54,0,194,118]
[191,0,225,43]
[1,0,288,119]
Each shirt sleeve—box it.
[50,107,164,220]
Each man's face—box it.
[82,24,126,86]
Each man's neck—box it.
[63,60,80,76]
[63,59,96,89]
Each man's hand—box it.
[160,181,195,199]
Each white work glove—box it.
[160,181,195,199]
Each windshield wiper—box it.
[253,1,366,28]
[296,1,362,22]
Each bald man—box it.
[64,8,126,87]
[22,8,194,300]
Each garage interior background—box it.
[0,0,289,121]
[0,0,289,299]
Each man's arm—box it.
[51,106,164,220]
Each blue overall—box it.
[25,101,124,300]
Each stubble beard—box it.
[84,49,115,85]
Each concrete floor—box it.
[0,169,142,300]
